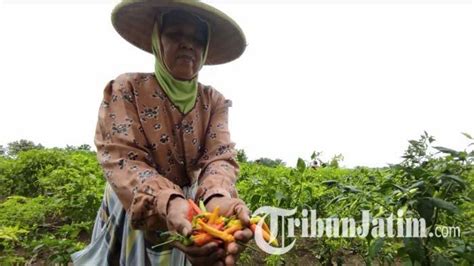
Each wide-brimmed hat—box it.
[112,0,246,65]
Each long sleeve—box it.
[94,74,184,230]
[195,90,240,203]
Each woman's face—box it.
[160,12,207,80]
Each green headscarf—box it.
[151,14,210,114]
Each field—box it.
[0,133,472,265]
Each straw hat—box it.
[112,0,247,65]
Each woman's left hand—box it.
[205,196,253,266]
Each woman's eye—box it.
[194,36,206,46]
[165,31,181,39]
[163,31,205,46]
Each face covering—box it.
[151,14,210,114]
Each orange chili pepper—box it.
[188,199,202,215]
[191,233,213,247]
[250,216,271,235]
[193,218,205,230]
[198,220,234,243]
[212,222,225,231]
[250,224,278,246]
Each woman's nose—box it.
[178,35,195,50]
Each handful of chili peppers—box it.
[154,199,278,249]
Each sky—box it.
[0,0,472,168]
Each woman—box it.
[71,1,252,265]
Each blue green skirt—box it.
[71,183,195,266]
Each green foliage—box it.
[0,226,29,242]
[0,196,61,229]
[236,149,248,163]
[386,132,473,265]
[65,144,92,151]
[5,139,44,156]
[0,226,29,264]
[0,149,67,196]
[0,144,104,264]
[309,150,344,168]
[253,157,285,167]
[0,134,472,264]
[237,132,473,265]
[264,254,285,266]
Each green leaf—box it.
[369,238,384,259]
[408,140,420,147]
[415,198,434,226]
[33,243,45,253]
[426,197,459,214]
[327,195,347,205]
[342,185,361,193]
[461,132,472,139]
[275,191,286,201]
[322,180,338,187]
[433,146,458,156]
[433,254,454,266]
[393,184,408,193]
[403,238,426,264]
[296,158,306,173]
[441,174,466,189]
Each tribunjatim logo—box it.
[252,206,461,255]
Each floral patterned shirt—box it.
[94,73,239,230]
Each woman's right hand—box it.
[166,196,226,265]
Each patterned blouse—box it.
[94,73,239,231]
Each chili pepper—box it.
[193,218,205,230]
[226,219,242,227]
[198,220,235,243]
[223,215,236,226]
[250,216,271,235]
[208,206,220,224]
[191,232,213,246]
[192,213,212,228]
[224,222,243,235]
[188,199,202,215]
[187,207,195,222]
[213,222,225,231]
[199,200,207,212]
[215,216,225,225]
[250,224,278,246]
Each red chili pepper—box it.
[187,207,194,222]
[188,199,202,215]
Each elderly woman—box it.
[71,1,252,265]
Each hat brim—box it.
[112,0,247,65]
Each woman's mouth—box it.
[176,54,195,63]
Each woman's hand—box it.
[205,196,253,266]
[173,241,226,266]
[166,196,192,236]
[166,196,226,265]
